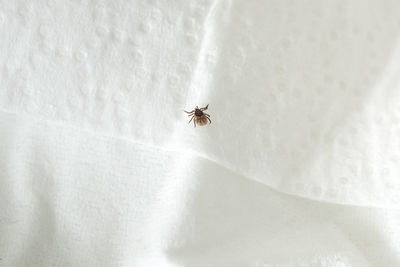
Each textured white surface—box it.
[1,0,400,266]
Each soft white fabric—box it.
[1,0,400,266]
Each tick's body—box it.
[184,104,211,128]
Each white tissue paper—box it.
[1,0,400,266]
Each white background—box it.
[1,0,400,266]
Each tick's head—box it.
[194,108,203,116]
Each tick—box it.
[184,104,211,128]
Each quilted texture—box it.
[1,0,400,266]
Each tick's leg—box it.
[188,116,194,124]
[193,119,196,128]
[184,110,194,114]
[203,113,210,117]
[200,104,209,111]
[207,117,212,124]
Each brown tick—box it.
[184,104,211,128]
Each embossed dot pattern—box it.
[1,0,400,208]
